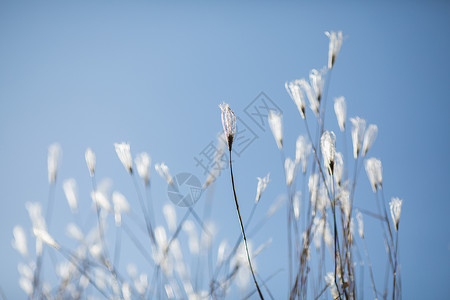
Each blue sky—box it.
[0,0,449,299]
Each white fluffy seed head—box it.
[163,204,177,232]
[356,210,364,239]
[309,68,327,103]
[155,162,173,185]
[365,157,383,193]
[321,131,336,175]
[114,142,133,174]
[334,152,344,187]
[112,191,130,226]
[268,110,283,150]
[284,157,296,186]
[85,148,96,177]
[362,124,378,156]
[350,117,366,159]
[135,152,151,185]
[390,197,403,231]
[286,79,306,119]
[255,173,270,203]
[12,226,28,257]
[33,228,59,250]
[63,178,78,213]
[325,31,344,69]
[48,143,62,184]
[334,96,346,132]
[219,102,236,151]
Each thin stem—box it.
[229,150,264,300]
[362,238,378,300]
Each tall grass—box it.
[12,31,402,300]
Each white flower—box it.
[114,142,133,173]
[91,190,111,212]
[63,178,78,213]
[12,226,28,257]
[286,79,306,119]
[285,157,296,186]
[135,152,151,185]
[390,197,403,231]
[66,223,84,241]
[362,124,378,156]
[219,102,236,151]
[334,152,344,186]
[296,135,311,173]
[350,117,366,159]
[268,110,283,150]
[339,188,351,220]
[155,163,173,185]
[309,173,320,210]
[334,96,346,132]
[299,79,319,118]
[33,228,59,249]
[112,191,130,226]
[48,143,62,184]
[255,173,270,203]
[163,204,177,232]
[325,31,343,69]
[356,210,364,239]
[25,202,45,231]
[321,131,336,175]
[309,68,327,103]
[365,157,383,193]
[85,148,96,177]
[293,191,301,221]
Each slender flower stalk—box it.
[219,103,264,300]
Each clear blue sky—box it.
[0,0,449,299]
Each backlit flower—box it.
[268,110,283,150]
[114,142,133,173]
[321,131,336,175]
[350,117,366,159]
[48,143,62,184]
[390,197,402,231]
[85,148,96,177]
[285,157,296,186]
[286,79,306,119]
[325,31,343,69]
[135,152,151,185]
[155,162,173,185]
[334,96,346,132]
[219,103,236,151]
[255,173,270,203]
[362,124,378,156]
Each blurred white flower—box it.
[112,191,130,226]
[309,173,320,211]
[334,96,346,132]
[299,79,319,118]
[217,240,228,266]
[321,131,336,175]
[85,148,96,177]
[286,79,306,119]
[293,191,301,221]
[25,202,45,232]
[356,210,364,239]
[350,117,366,159]
[48,143,62,184]
[183,220,200,255]
[255,173,270,203]
[66,223,84,241]
[33,228,59,249]
[309,68,327,103]
[268,110,283,150]
[365,157,383,193]
[155,162,173,185]
[334,152,344,186]
[135,152,151,185]
[19,277,33,296]
[219,102,236,151]
[390,197,403,231]
[339,188,351,220]
[63,178,78,213]
[313,217,324,250]
[163,204,177,232]
[296,135,311,174]
[362,124,378,156]
[266,195,286,218]
[284,157,296,186]
[12,226,28,257]
[325,31,343,69]
[91,190,111,212]
[114,142,133,173]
